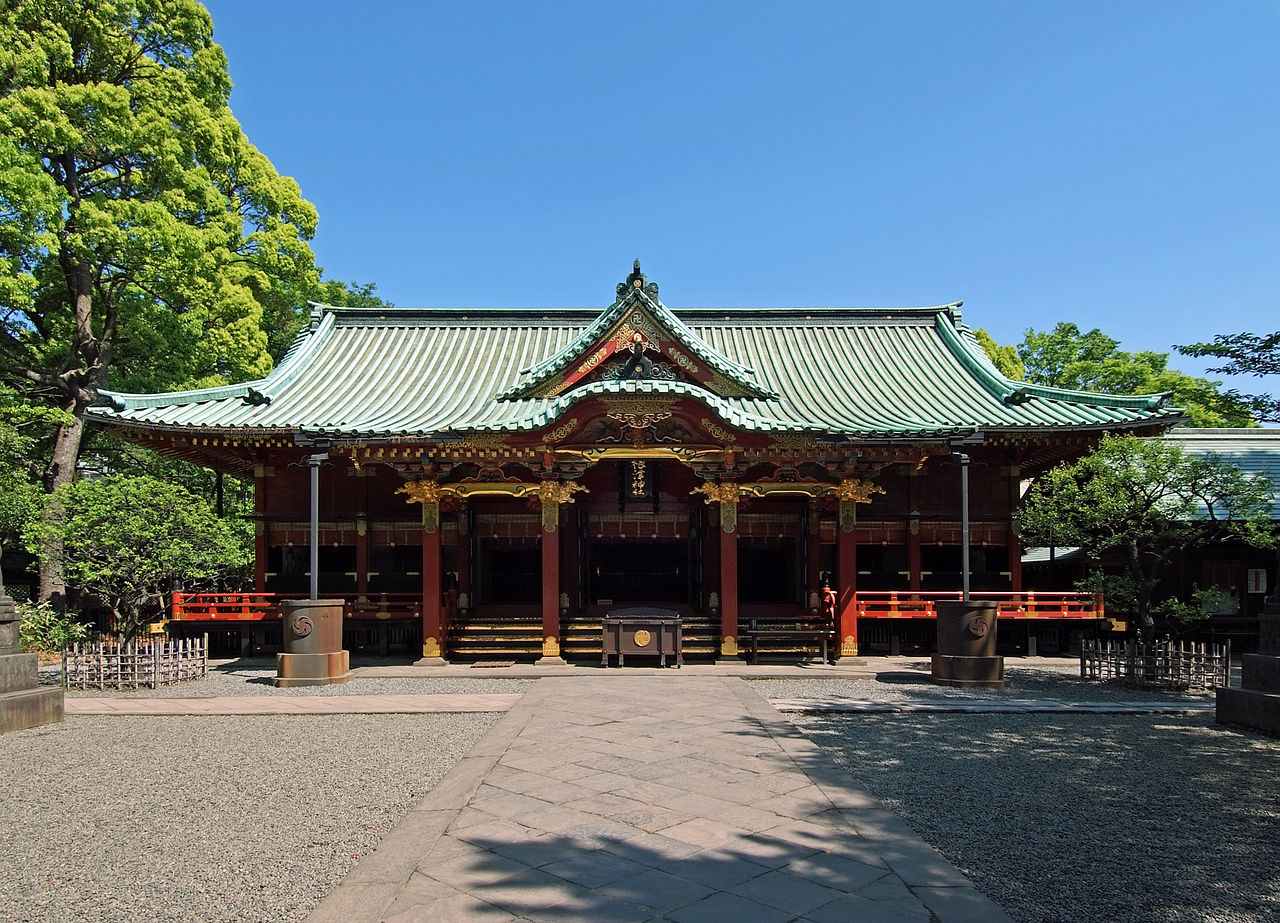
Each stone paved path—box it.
[65,694,523,715]
[308,675,1012,922]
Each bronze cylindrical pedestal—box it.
[931,599,1009,688]
[274,599,352,687]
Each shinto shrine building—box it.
[92,262,1182,661]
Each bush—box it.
[17,600,93,653]
[25,474,250,641]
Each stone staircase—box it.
[446,606,542,661]
[561,608,720,662]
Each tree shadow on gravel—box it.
[787,710,1280,923]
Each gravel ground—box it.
[44,658,535,698]
[753,660,1219,705]
[0,711,501,923]
[755,668,1280,923]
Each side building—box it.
[90,263,1183,661]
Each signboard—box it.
[1248,569,1268,594]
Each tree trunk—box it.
[37,253,109,607]
[1128,539,1155,641]
[36,408,89,606]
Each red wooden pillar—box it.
[1007,465,1023,592]
[837,501,858,657]
[907,519,922,592]
[355,516,369,596]
[540,506,562,660]
[421,501,444,662]
[806,500,821,608]
[720,522,739,658]
[253,463,269,593]
[456,501,472,603]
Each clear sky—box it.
[203,0,1278,383]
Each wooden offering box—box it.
[602,608,682,668]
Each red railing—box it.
[853,591,1103,620]
[172,590,1103,623]
[170,592,275,620]
[171,592,425,621]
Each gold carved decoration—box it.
[668,348,699,374]
[834,477,886,503]
[542,636,561,657]
[840,636,858,656]
[691,482,742,505]
[423,637,443,658]
[544,417,579,443]
[767,435,819,454]
[700,418,734,444]
[606,402,674,430]
[398,478,446,533]
[720,636,739,657]
[398,479,447,505]
[691,482,741,533]
[633,629,652,648]
[574,348,608,379]
[458,433,512,453]
[538,480,588,532]
[834,477,884,534]
[611,311,662,351]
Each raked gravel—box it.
[0,711,501,923]
[45,657,535,698]
[755,667,1280,923]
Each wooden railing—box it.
[172,590,1102,624]
[171,592,425,621]
[170,592,275,620]
[852,591,1103,620]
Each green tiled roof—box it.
[93,301,1183,441]
[1165,429,1280,516]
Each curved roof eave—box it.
[93,309,336,413]
[936,311,1173,411]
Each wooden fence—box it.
[63,635,209,690]
[1079,637,1230,690]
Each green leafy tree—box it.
[1018,323,1256,427]
[0,387,73,561]
[1017,435,1276,639]
[263,277,394,361]
[0,1,319,602]
[974,329,1025,380]
[1177,331,1280,423]
[25,474,250,641]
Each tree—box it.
[1177,331,1280,423]
[25,474,250,641]
[1017,323,1256,427]
[1017,435,1276,639]
[974,329,1025,380]
[0,387,70,551]
[0,1,318,602]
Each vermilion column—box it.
[806,501,821,608]
[541,507,561,660]
[720,523,739,658]
[254,463,269,592]
[837,501,858,656]
[537,481,585,661]
[456,501,472,602]
[908,520,922,592]
[421,503,444,662]
[355,517,369,596]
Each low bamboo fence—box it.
[1080,637,1230,690]
[62,635,209,690]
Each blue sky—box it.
[204,0,1278,382]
